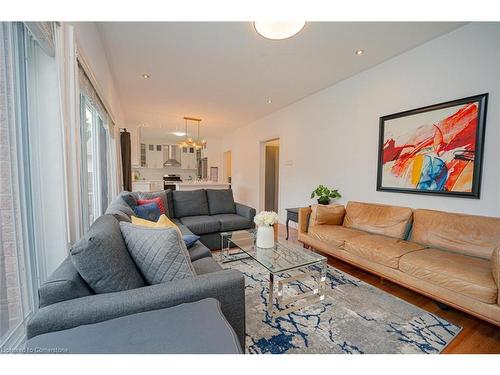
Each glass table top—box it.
[225,230,326,273]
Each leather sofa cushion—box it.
[399,248,498,304]
[309,204,345,226]
[211,214,253,232]
[344,234,426,269]
[180,215,220,235]
[343,201,413,239]
[308,225,365,248]
[173,190,209,217]
[411,209,500,260]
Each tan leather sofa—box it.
[298,201,500,326]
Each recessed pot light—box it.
[267,99,273,104]
[142,73,150,79]
[172,131,185,137]
[355,49,365,55]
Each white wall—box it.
[223,23,500,223]
[71,22,124,126]
[71,22,125,193]
[204,137,223,181]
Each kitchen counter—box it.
[132,180,163,192]
[132,180,230,192]
[174,182,230,191]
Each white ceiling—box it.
[98,22,465,137]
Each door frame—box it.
[259,137,280,213]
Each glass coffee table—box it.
[220,230,327,319]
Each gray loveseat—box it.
[26,189,250,352]
[171,189,256,250]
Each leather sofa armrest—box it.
[298,207,312,234]
[492,246,500,305]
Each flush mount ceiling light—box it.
[254,21,306,40]
[355,49,365,55]
[142,73,150,79]
[267,99,272,104]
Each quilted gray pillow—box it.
[119,222,196,284]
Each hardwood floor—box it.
[276,224,500,354]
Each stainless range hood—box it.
[163,145,181,167]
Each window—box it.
[0,24,33,347]
[78,61,117,232]
[0,21,67,348]
[80,95,110,230]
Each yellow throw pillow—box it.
[131,214,179,231]
[156,215,179,230]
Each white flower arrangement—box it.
[254,211,279,227]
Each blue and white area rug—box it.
[225,259,462,354]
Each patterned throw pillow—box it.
[133,202,161,222]
[137,197,166,215]
[119,222,196,285]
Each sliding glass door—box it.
[80,95,110,231]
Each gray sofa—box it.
[169,189,256,250]
[26,189,249,352]
[106,188,256,251]
[27,299,242,354]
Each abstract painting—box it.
[377,94,488,198]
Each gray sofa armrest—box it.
[27,269,246,349]
[38,257,93,308]
[235,202,256,222]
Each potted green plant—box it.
[310,185,341,205]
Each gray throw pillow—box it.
[105,198,135,222]
[120,191,137,208]
[70,215,146,293]
[172,189,209,217]
[206,189,236,215]
[120,222,196,284]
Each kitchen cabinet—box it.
[181,147,197,170]
[130,128,140,167]
[146,144,164,168]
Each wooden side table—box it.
[285,208,300,240]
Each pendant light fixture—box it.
[178,117,206,149]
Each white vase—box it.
[256,225,275,249]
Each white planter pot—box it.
[256,225,275,249]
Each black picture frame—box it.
[376,93,488,199]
